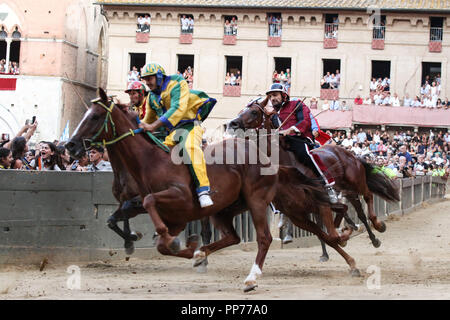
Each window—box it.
[421,62,441,86]
[224,15,238,36]
[225,56,242,86]
[267,13,282,37]
[372,15,386,39]
[324,14,339,39]
[273,57,291,91]
[430,17,444,41]
[136,13,151,33]
[371,60,390,80]
[321,59,341,89]
[177,54,194,87]
[180,14,194,34]
[127,53,146,84]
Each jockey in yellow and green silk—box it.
[138,62,217,208]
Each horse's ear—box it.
[98,87,108,102]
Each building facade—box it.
[0,0,108,142]
[99,0,450,134]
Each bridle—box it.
[82,97,169,153]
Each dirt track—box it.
[1,198,449,300]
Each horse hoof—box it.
[195,258,208,273]
[319,255,329,263]
[106,216,117,228]
[376,221,387,233]
[124,240,135,255]
[339,240,347,248]
[372,238,381,248]
[193,250,207,267]
[130,231,143,242]
[350,268,361,277]
[186,234,200,248]
[243,284,258,293]
[168,237,181,254]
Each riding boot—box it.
[198,191,214,208]
[325,184,339,204]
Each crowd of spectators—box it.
[0,59,20,74]
[177,66,194,87]
[127,66,141,85]
[225,70,241,86]
[181,15,194,34]
[0,122,111,172]
[328,128,449,178]
[268,15,282,37]
[137,14,151,33]
[324,17,339,39]
[224,17,238,35]
[320,70,341,90]
[358,74,448,108]
[272,69,291,91]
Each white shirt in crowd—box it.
[145,16,151,24]
[370,81,377,91]
[188,18,194,29]
[342,138,353,148]
[138,16,145,25]
[403,97,412,107]
[373,133,380,143]
[390,95,400,107]
[181,17,189,30]
[363,98,372,105]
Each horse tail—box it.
[278,166,344,211]
[359,158,400,202]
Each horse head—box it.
[227,101,267,133]
[66,88,121,159]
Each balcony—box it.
[136,32,149,43]
[372,26,385,50]
[223,26,237,45]
[320,88,339,100]
[268,23,282,47]
[323,23,338,49]
[180,28,193,44]
[429,27,443,52]
[223,85,241,97]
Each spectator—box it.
[230,73,237,86]
[224,20,232,35]
[231,17,238,35]
[0,147,13,169]
[322,99,330,110]
[403,94,412,107]
[188,16,194,33]
[369,78,378,92]
[31,141,63,171]
[137,15,145,32]
[354,95,363,105]
[357,128,367,143]
[398,145,413,164]
[310,97,318,109]
[224,72,231,85]
[181,15,189,33]
[381,92,391,106]
[236,70,241,86]
[320,77,329,89]
[87,146,112,172]
[68,152,89,172]
[341,100,348,111]
[143,14,151,32]
[330,99,340,111]
[363,96,372,105]
[390,93,400,107]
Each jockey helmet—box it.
[141,62,166,88]
[266,83,289,100]
[125,81,147,94]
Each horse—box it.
[66,88,331,291]
[228,101,400,258]
[105,108,212,267]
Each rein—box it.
[84,98,169,153]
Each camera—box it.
[1,133,9,141]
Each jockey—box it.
[138,62,217,208]
[263,83,339,203]
[125,81,148,120]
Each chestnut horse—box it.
[106,109,212,262]
[66,88,330,291]
[228,101,400,252]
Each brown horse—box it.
[106,108,212,262]
[66,88,330,291]
[228,101,400,251]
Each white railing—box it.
[373,26,386,40]
[324,23,338,39]
[430,27,443,42]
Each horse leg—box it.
[155,224,198,259]
[318,206,352,246]
[314,213,329,262]
[243,201,272,292]
[288,214,360,276]
[142,188,186,254]
[200,217,212,246]
[347,196,381,248]
[193,212,241,267]
[364,192,386,233]
[107,207,132,242]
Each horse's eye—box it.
[92,114,100,121]
[251,110,258,115]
